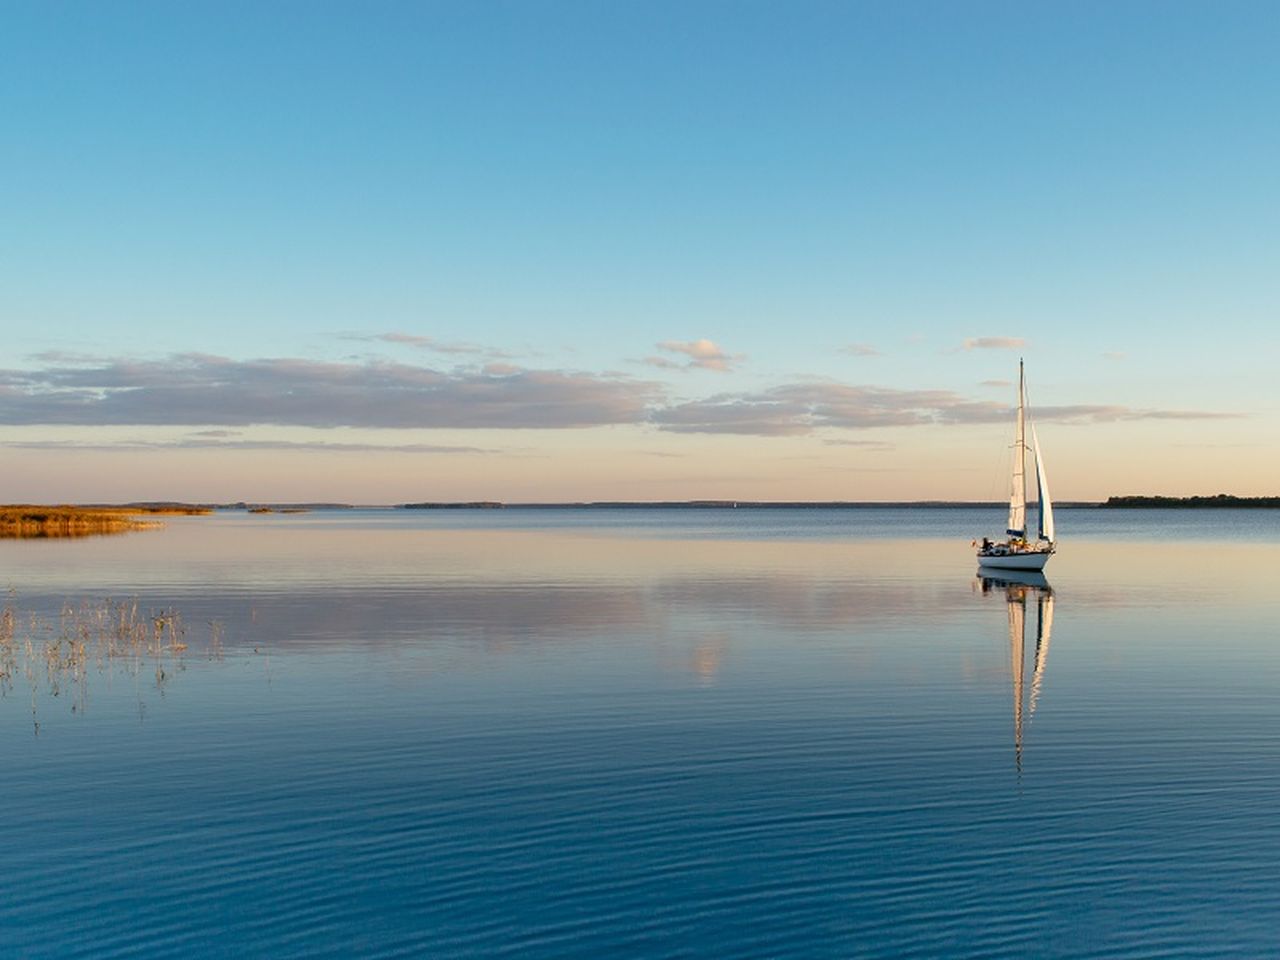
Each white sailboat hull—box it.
[978,549,1053,571]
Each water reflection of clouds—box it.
[12,518,1279,703]
[7,522,983,649]
[655,630,731,687]
[4,561,975,712]
[651,576,948,631]
[87,573,964,653]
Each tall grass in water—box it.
[0,596,225,734]
[0,505,210,539]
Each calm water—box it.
[3,507,1280,958]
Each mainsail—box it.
[1007,362,1026,538]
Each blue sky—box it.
[1,2,1276,501]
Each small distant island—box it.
[226,502,352,512]
[1102,494,1280,508]
[402,501,506,509]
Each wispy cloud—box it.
[28,350,108,365]
[0,354,661,430]
[340,331,518,359]
[640,355,684,370]
[822,439,894,449]
[360,332,435,348]
[840,343,882,357]
[962,336,1026,351]
[0,354,1238,442]
[1,438,492,453]
[1033,405,1240,423]
[652,339,743,372]
[980,379,1013,388]
[1103,351,1126,360]
[653,384,978,436]
[651,381,1239,436]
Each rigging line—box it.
[1022,370,1039,431]
[988,423,1011,503]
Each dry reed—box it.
[0,596,227,733]
[0,505,211,539]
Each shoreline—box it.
[0,504,211,539]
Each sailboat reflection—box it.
[977,569,1055,771]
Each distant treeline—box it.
[1102,494,1280,508]
[398,500,1090,510]
[402,501,506,509]
[116,502,355,511]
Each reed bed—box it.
[0,505,210,539]
[0,596,225,732]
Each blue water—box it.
[2,508,1280,957]
[272,504,1280,542]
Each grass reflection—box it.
[0,596,223,733]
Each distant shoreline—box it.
[1100,495,1280,508]
[15,498,1278,515]
[400,500,1102,509]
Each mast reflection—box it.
[978,570,1055,772]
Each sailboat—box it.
[976,360,1056,571]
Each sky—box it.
[2,1,1277,502]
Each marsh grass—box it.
[0,596,226,733]
[0,505,211,539]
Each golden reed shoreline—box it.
[0,505,212,539]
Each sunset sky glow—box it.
[3,1,1277,502]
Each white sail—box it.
[1007,362,1026,538]
[1032,424,1055,543]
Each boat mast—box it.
[1007,359,1027,540]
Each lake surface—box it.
[3,507,1280,958]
